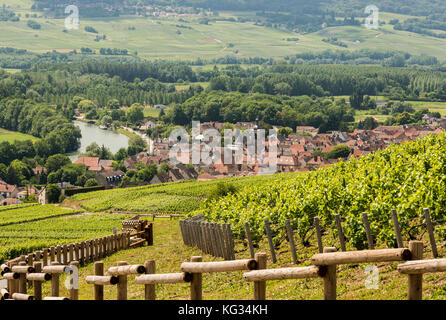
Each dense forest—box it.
[163,91,354,132]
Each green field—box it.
[68,173,299,214]
[0,128,39,143]
[1,1,446,61]
[353,100,446,122]
[143,107,161,118]
[0,204,128,263]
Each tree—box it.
[358,117,378,130]
[46,154,71,173]
[349,89,364,110]
[274,82,292,95]
[126,103,144,124]
[326,145,352,159]
[129,136,146,149]
[159,162,170,173]
[101,115,112,127]
[277,127,293,138]
[46,184,61,203]
[107,99,120,109]
[85,178,99,187]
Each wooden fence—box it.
[3,219,154,268]
[2,241,445,300]
[242,208,441,265]
[179,216,235,260]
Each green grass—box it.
[143,107,161,118]
[67,173,300,214]
[353,100,446,122]
[410,101,446,116]
[0,128,39,143]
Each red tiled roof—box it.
[75,157,99,168]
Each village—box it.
[1,113,444,207]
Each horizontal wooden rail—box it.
[26,273,51,281]
[42,265,70,274]
[0,288,9,300]
[1,264,10,273]
[2,272,19,280]
[135,273,193,285]
[12,293,33,300]
[312,248,411,266]
[181,259,257,273]
[398,258,446,274]
[86,275,119,285]
[106,264,145,276]
[11,266,34,274]
[43,297,70,300]
[244,266,327,282]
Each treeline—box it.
[394,18,446,39]
[162,91,355,132]
[206,64,446,100]
[42,61,197,83]
[0,98,81,159]
[21,69,198,108]
[33,0,122,18]
[0,48,140,69]
[286,50,439,66]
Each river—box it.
[68,120,129,162]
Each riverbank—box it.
[120,126,154,154]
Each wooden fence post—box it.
[254,253,267,300]
[206,223,214,256]
[190,256,202,300]
[42,248,48,267]
[34,251,41,263]
[323,247,337,300]
[50,246,55,263]
[227,224,236,260]
[144,260,156,300]
[80,242,85,264]
[69,261,79,300]
[408,241,423,300]
[69,244,74,263]
[32,262,43,300]
[314,217,323,253]
[391,209,403,248]
[245,222,255,259]
[424,208,438,258]
[362,212,374,250]
[7,261,17,295]
[116,261,128,300]
[94,261,104,300]
[50,261,60,297]
[147,224,154,246]
[264,220,277,263]
[334,214,346,252]
[18,261,27,294]
[56,245,62,264]
[74,243,79,262]
[285,220,298,264]
[217,224,226,259]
